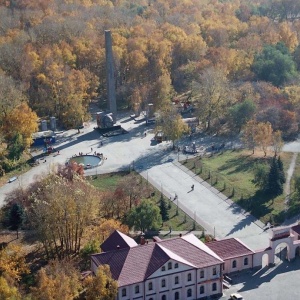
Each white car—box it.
[8,176,17,183]
[230,293,243,300]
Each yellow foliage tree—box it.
[0,244,30,282]
[1,102,38,148]
[31,260,82,300]
[0,276,21,300]
[84,265,118,300]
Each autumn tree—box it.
[0,276,21,300]
[1,102,38,149]
[242,120,257,154]
[254,122,273,157]
[84,265,118,300]
[192,68,232,131]
[26,173,100,259]
[125,199,162,233]
[272,130,283,157]
[0,244,29,283]
[156,103,189,148]
[31,259,82,300]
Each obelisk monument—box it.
[105,30,117,123]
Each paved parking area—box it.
[221,257,300,300]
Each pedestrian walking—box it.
[191,184,194,191]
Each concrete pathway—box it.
[0,116,272,251]
[284,152,298,213]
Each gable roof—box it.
[100,230,138,252]
[205,238,254,260]
[291,224,300,235]
[92,232,223,287]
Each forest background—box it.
[1,0,300,166]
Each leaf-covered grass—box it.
[182,150,292,225]
[89,172,203,233]
[288,154,300,218]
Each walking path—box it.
[0,115,277,250]
[284,152,298,214]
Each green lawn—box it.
[287,153,300,218]
[88,172,203,234]
[182,150,293,225]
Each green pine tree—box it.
[7,203,25,239]
[277,156,286,184]
[159,195,169,222]
[267,157,283,195]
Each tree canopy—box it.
[252,42,298,86]
[125,199,162,232]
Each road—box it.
[0,115,271,250]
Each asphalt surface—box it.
[0,115,277,251]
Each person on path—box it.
[191,184,194,191]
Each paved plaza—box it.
[0,115,293,251]
[2,114,300,298]
[221,257,300,300]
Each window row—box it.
[121,282,218,297]
[232,257,249,268]
[161,262,179,271]
[199,267,217,278]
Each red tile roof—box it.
[100,230,137,252]
[291,224,300,235]
[92,232,223,287]
[205,238,254,260]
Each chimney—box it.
[117,245,120,250]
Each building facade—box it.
[91,231,224,300]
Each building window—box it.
[200,286,205,294]
[161,266,165,271]
[122,288,126,296]
[187,288,192,297]
[175,291,179,300]
[162,296,166,300]
[168,262,172,270]
[244,257,249,266]
[135,285,139,294]
[148,282,153,291]
[187,273,192,281]
[149,298,153,300]
[174,263,178,268]
[174,276,179,284]
[213,267,217,275]
[161,279,166,287]
[200,270,204,278]
[232,260,237,268]
[212,282,217,291]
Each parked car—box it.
[8,176,17,183]
[230,293,243,300]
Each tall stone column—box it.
[105,30,117,123]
